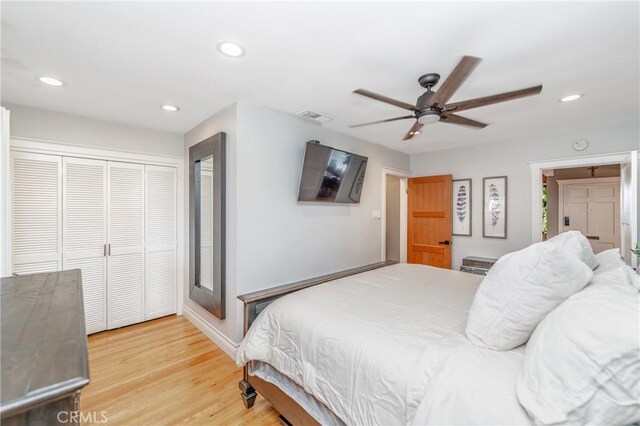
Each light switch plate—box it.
[371,210,382,219]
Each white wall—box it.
[3,103,183,157]
[183,102,410,348]
[411,119,640,270]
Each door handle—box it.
[438,240,450,245]
[586,235,600,240]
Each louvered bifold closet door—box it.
[107,162,145,329]
[11,152,62,274]
[145,165,177,320]
[63,157,107,334]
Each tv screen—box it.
[297,142,368,203]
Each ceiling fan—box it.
[350,56,542,141]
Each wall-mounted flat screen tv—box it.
[297,142,368,203]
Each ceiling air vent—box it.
[297,110,332,123]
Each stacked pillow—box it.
[517,250,640,425]
[465,234,640,425]
[465,231,596,350]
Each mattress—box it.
[237,263,532,425]
[251,361,345,425]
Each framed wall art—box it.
[483,176,507,239]
[452,178,472,236]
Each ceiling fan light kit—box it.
[417,110,441,125]
[350,55,543,141]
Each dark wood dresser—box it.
[1,269,90,425]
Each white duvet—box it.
[236,263,532,425]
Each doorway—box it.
[532,151,637,268]
[543,165,621,253]
[381,168,409,263]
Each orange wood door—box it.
[408,174,453,269]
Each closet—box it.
[11,151,177,334]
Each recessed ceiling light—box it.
[161,105,180,112]
[39,76,64,87]
[216,40,246,58]
[560,94,583,102]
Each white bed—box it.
[236,263,532,425]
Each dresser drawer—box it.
[460,265,491,276]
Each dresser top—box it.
[1,269,90,418]
[462,256,498,263]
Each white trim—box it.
[380,167,410,262]
[182,304,238,359]
[11,136,182,166]
[399,177,408,263]
[6,136,185,315]
[622,152,638,270]
[528,151,630,170]
[1,108,10,276]
[530,152,630,244]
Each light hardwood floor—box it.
[82,315,280,425]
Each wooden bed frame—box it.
[237,260,397,425]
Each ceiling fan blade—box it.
[349,115,415,128]
[402,121,424,141]
[353,89,418,111]
[444,85,543,113]
[440,113,488,128]
[430,56,482,107]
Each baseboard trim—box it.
[182,304,239,359]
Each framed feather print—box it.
[483,176,507,239]
[452,179,472,236]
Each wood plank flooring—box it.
[81,315,280,425]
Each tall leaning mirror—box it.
[189,132,226,319]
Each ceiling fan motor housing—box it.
[417,91,436,109]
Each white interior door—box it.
[562,181,620,253]
[63,157,107,334]
[107,161,145,329]
[11,152,62,274]
[145,165,177,320]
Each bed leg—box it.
[239,380,257,409]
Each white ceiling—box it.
[2,1,638,154]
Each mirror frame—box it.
[189,132,226,319]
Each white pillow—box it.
[595,249,640,291]
[517,264,640,425]
[547,231,599,270]
[465,241,593,350]
[595,248,624,273]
